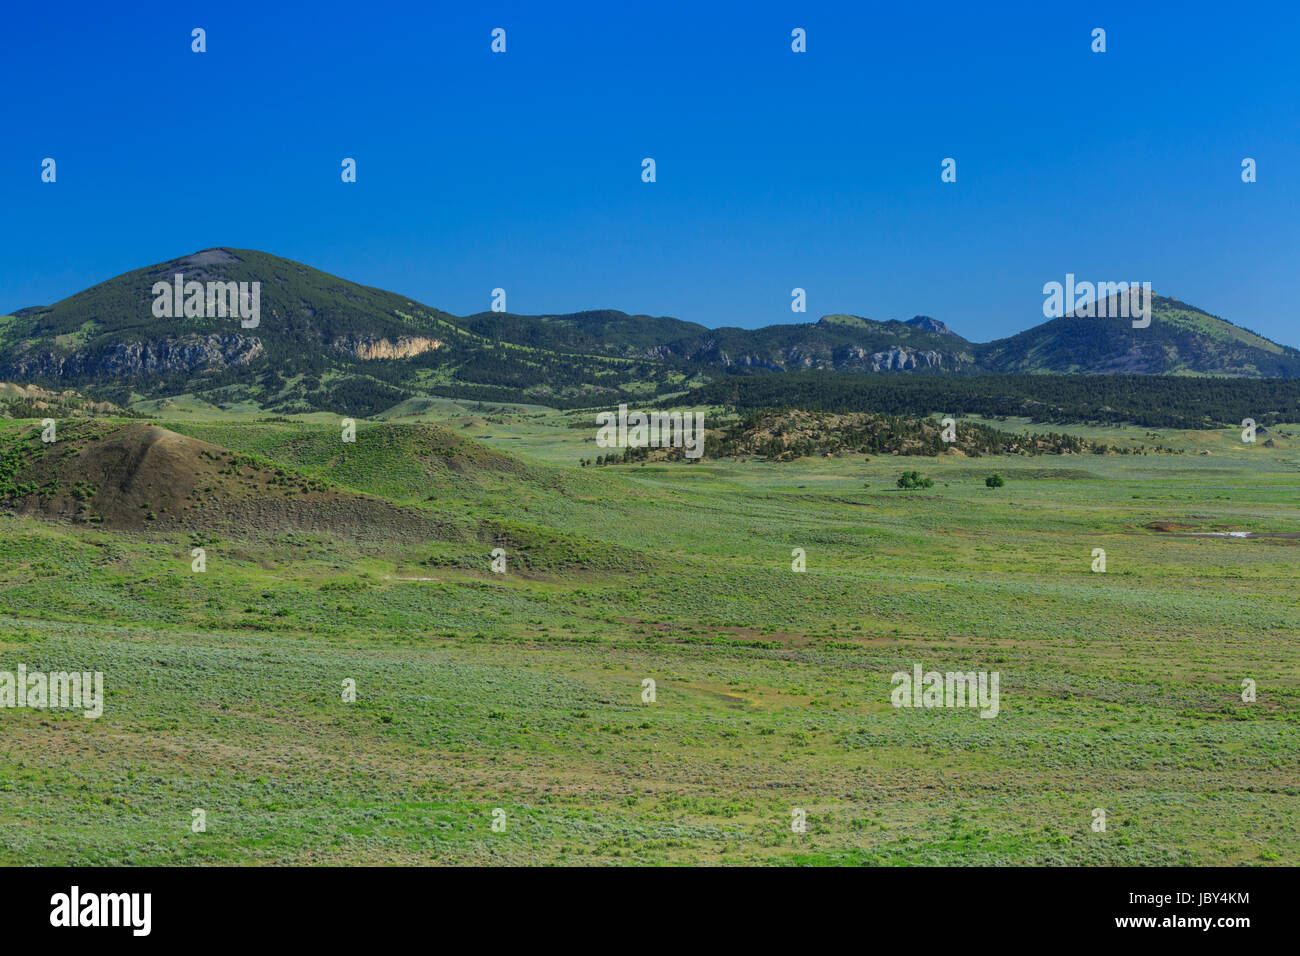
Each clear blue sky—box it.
[2,0,1297,345]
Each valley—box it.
[1,406,1296,865]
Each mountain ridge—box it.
[3,248,1297,414]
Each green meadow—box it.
[0,409,1297,865]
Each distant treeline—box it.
[690,373,1300,428]
[706,409,1091,460]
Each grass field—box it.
[0,410,1297,865]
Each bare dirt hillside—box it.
[0,421,453,540]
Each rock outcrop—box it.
[1,334,264,380]
[330,336,444,360]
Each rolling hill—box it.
[0,419,444,537]
[0,416,654,571]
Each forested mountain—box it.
[2,248,1296,417]
[977,295,1300,377]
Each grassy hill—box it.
[0,419,444,538]
[0,416,653,574]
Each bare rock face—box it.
[330,336,444,360]
[905,315,951,334]
[870,347,943,371]
[175,248,240,269]
[2,334,265,379]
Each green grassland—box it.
[0,410,1297,865]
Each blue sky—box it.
[2,1,1297,345]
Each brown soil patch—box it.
[4,421,447,540]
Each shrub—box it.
[985,473,1005,488]
[896,471,933,490]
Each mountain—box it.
[456,309,973,371]
[0,248,667,413]
[0,248,979,411]
[977,294,1300,377]
[1,248,1296,416]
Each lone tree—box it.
[985,473,1005,488]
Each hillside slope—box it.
[0,420,444,537]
